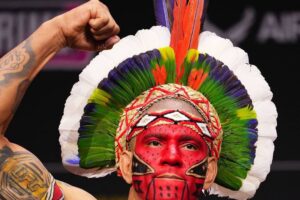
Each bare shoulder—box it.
[0,137,96,200]
[0,138,54,199]
[57,180,97,200]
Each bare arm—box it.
[0,0,119,199]
[0,25,60,136]
[0,0,120,136]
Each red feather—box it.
[170,0,205,82]
[188,68,208,90]
[152,64,167,85]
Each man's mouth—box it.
[156,173,184,180]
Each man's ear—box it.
[203,157,218,190]
[119,150,133,184]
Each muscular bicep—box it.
[0,139,63,200]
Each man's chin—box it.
[146,177,188,200]
[132,174,203,200]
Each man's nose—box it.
[160,143,183,167]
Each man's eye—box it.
[183,144,198,150]
[148,141,161,147]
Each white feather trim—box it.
[199,31,249,71]
[250,138,275,181]
[135,26,170,51]
[234,64,273,102]
[198,32,233,58]
[254,101,278,140]
[210,183,253,200]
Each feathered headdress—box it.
[59,0,277,199]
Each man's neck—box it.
[128,186,142,200]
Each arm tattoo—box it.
[0,146,53,199]
[0,38,35,84]
[0,39,34,135]
[12,79,31,114]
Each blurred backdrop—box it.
[1,0,300,199]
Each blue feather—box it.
[153,0,175,29]
[67,158,80,165]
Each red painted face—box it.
[132,124,209,200]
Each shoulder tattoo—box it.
[0,146,53,199]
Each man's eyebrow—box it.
[142,133,166,140]
[179,135,201,142]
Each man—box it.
[0,0,119,199]
[58,0,276,199]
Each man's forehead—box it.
[139,125,206,140]
[145,98,202,118]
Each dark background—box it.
[1,0,300,199]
